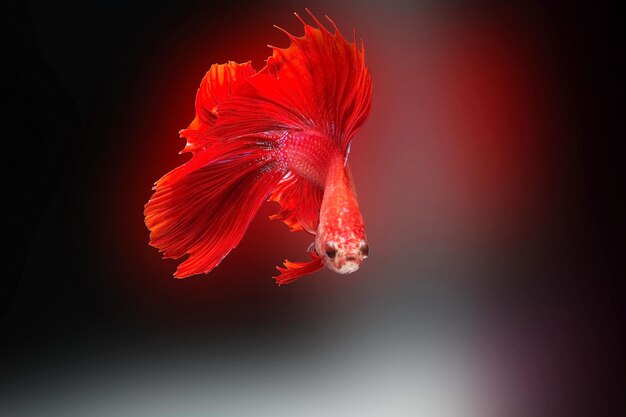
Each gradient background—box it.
[2,1,623,416]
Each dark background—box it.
[2,1,624,416]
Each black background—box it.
[2,1,624,416]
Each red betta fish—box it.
[144,10,372,285]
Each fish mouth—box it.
[327,256,361,274]
[335,261,360,274]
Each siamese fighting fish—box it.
[144,10,372,285]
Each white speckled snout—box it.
[335,260,360,274]
[322,247,364,274]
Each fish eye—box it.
[360,241,370,258]
[325,242,338,260]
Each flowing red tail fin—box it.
[180,61,255,154]
[215,10,371,156]
[145,139,281,278]
[145,61,280,278]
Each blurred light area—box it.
[1,328,503,417]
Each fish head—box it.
[317,236,369,275]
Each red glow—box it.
[429,16,552,233]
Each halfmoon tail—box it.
[144,139,281,278]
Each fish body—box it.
[144,10,372,284]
